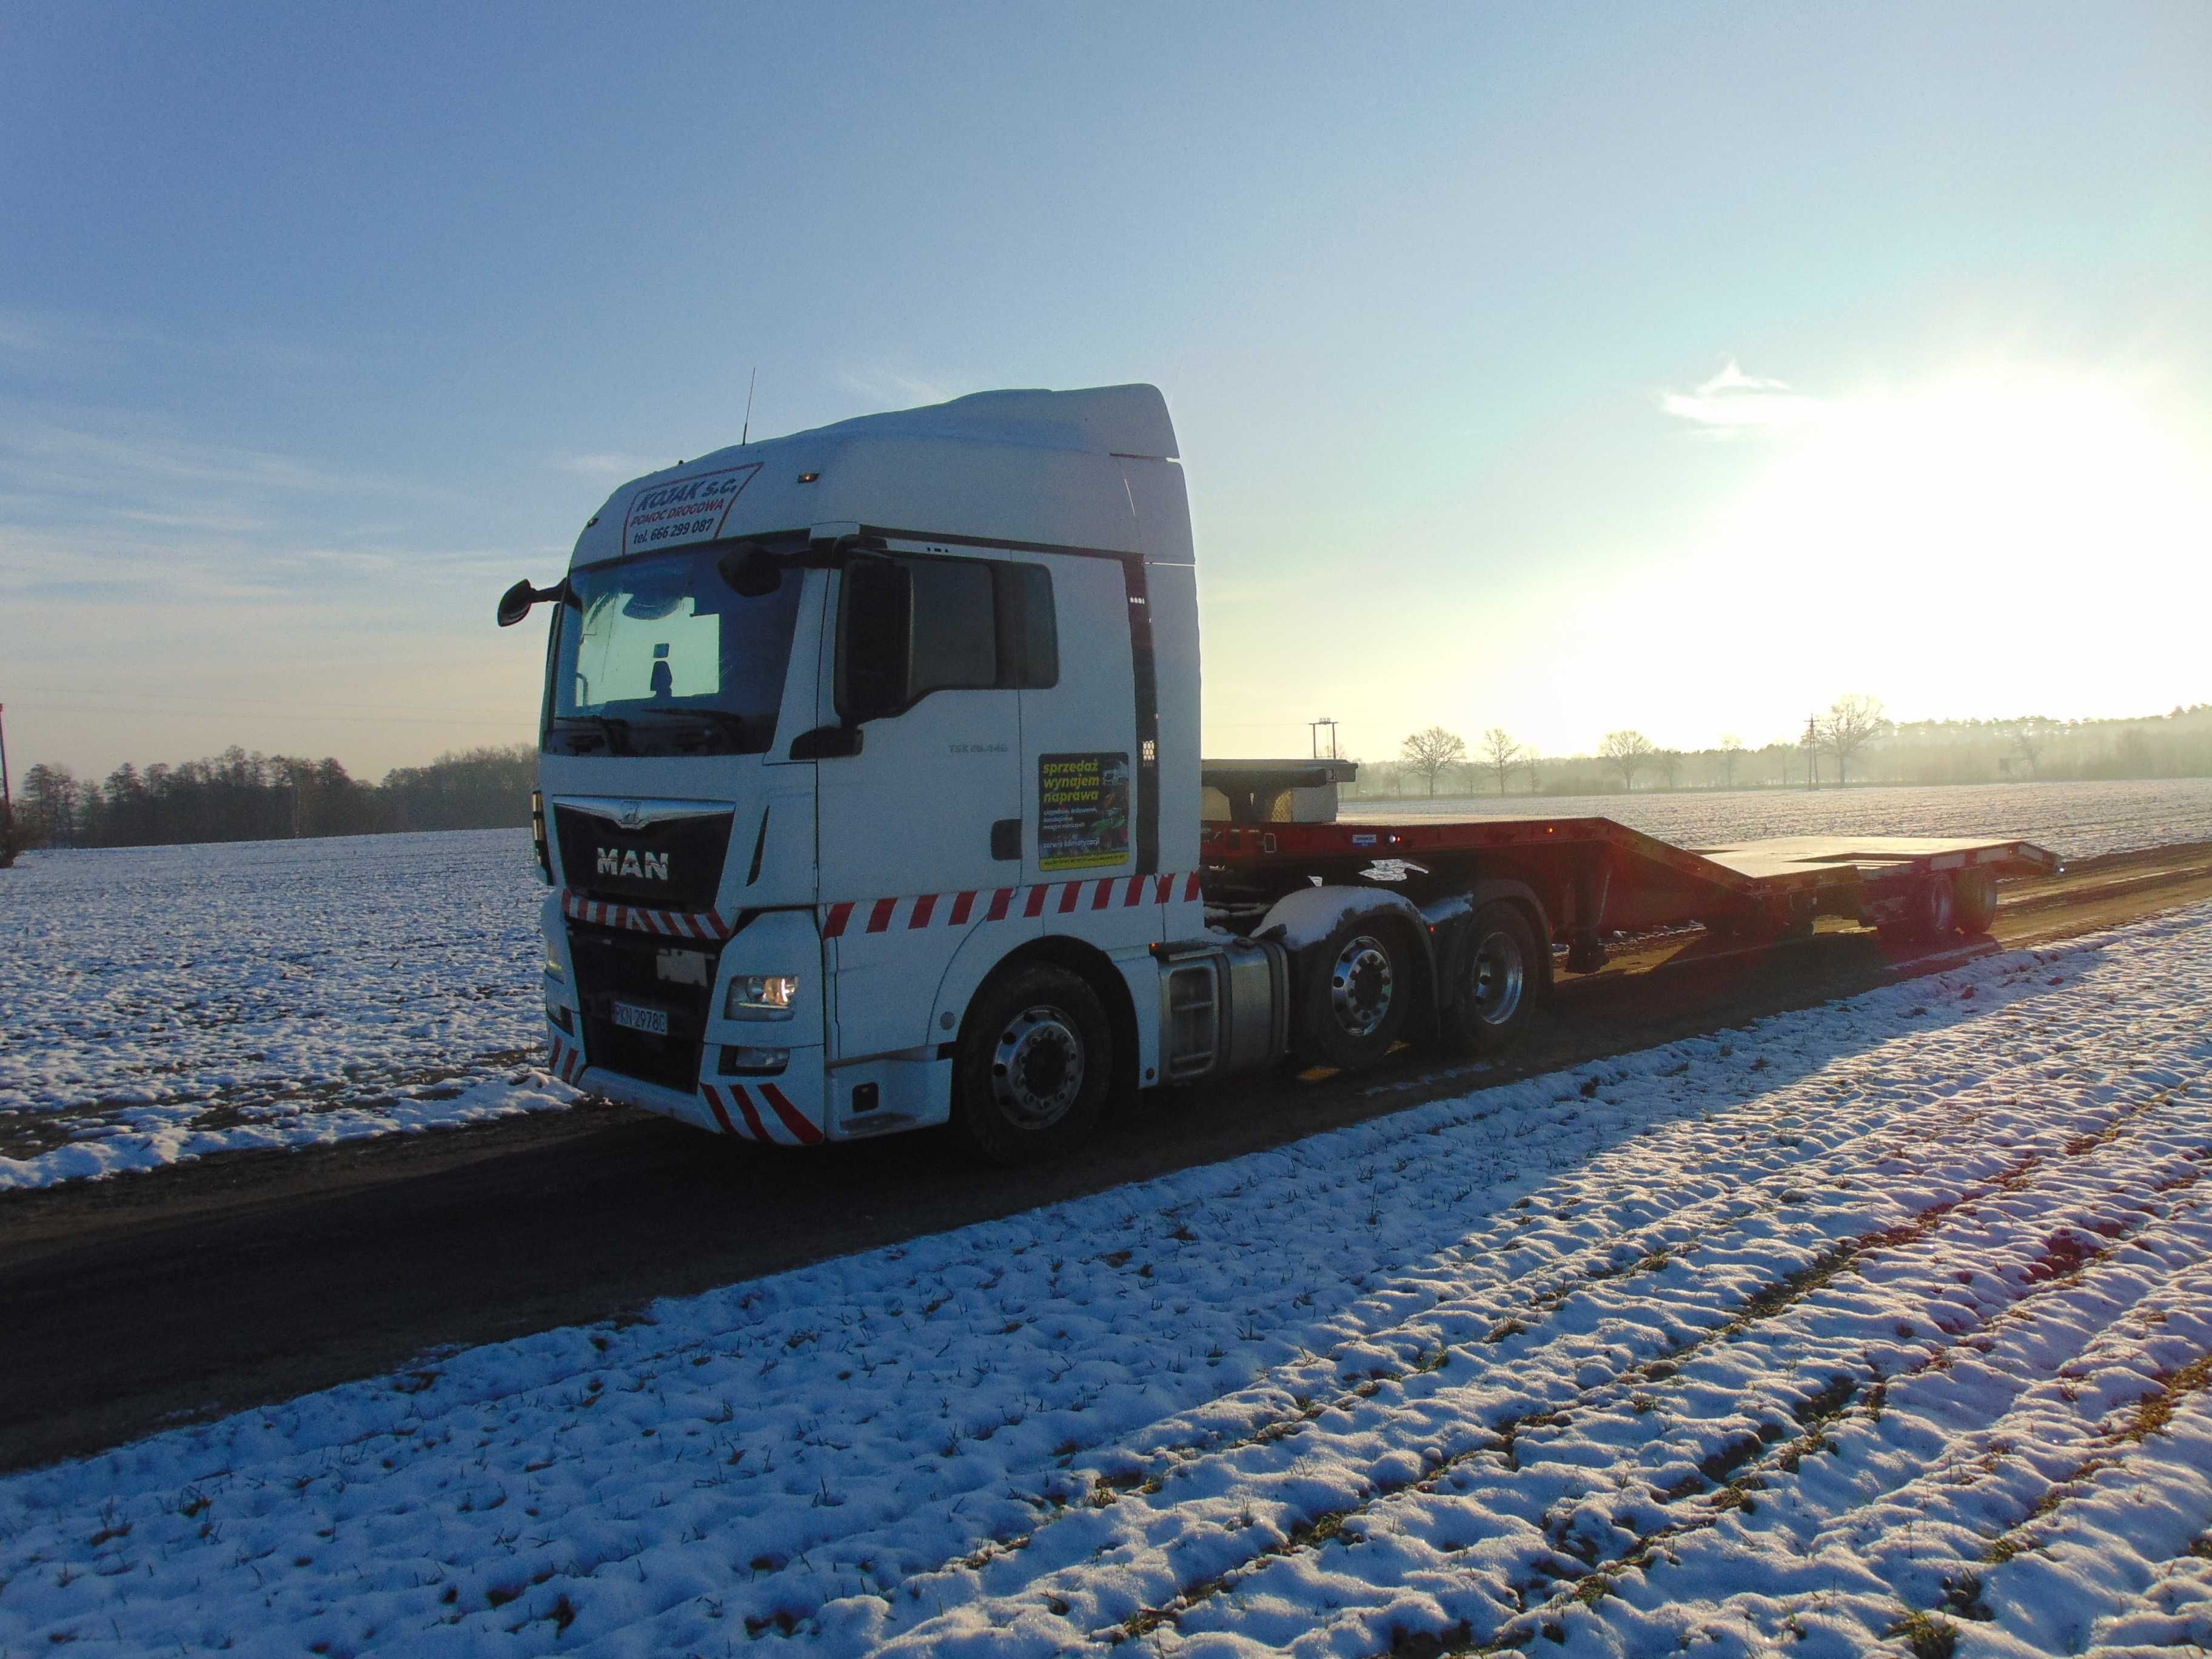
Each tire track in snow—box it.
[1545,1245,2212,1657]
[857,1073,2206,1653]
[1100,1097,2202,1654]
[1436,1154,2212,1654]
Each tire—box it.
[1294,914,1415,1072]
[950,964,1112,1165]
[1954,868,1999,934]
[1438,901,1539,1058]
[1905,873,1958,941]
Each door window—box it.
[836,554,1057,719]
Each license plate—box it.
[611,999,670,1037]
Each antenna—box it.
[742,367,757,446]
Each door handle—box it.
[990,819,1021,861]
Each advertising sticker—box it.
[1038,752,1132,871]
[622,463,763,557]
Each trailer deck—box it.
[1200,812,2062,954]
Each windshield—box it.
[545,545,803,757]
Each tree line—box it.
[8,745,538,851]
[1367,697,2212,799]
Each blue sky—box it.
[4,2,2208,780]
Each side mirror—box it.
[718,543,784,598]
[836,555,913,723]
[498,578,568,628]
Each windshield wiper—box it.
[551,714,632,755]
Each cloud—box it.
[0,306,329,375]
[557,452,663,482]
[1660,360,1828,437]
[0,413,404,498]
[833,367,954,411]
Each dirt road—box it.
[4,840,2208,1472]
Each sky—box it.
[2,1,2208,782]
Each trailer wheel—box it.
[1902,873,1958,942]
[1954,868,1999,934]
[1439,902,1539,1057]
[950,964,1111,1165]
[1295,916,1415,1073]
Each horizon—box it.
[4,4,2209,779]
[14,695,2212,790]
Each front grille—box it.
[569,924,721,1093]
[554,805,734,911]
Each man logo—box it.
[617,801,645,830]
[597,846,669,881]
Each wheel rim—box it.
[1470,930,1525,1026]
[989,1004,1085,1128]
[1329,934,1396,1038]
[1927,878,1956,934]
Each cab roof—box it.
[571,384,1186,569]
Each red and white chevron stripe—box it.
[546,1032,586,1084]
[701,1081,823,1145]
[822,870,1202,940]
[561,889,732,940]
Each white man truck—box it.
[500,384,2058,1162]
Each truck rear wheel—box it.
[951,964,1111,1165]
[1438,901,1539,1057]
[1295,916,1415,1073]
[1954,868,1999,934]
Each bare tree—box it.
[2009,717,2055,779]
[1400,726,1468,796]
[1479,727,1523,797]
[1599,729,1656,792]
[1520,752,1543,795]
[1718,734,1745,789]
[1656,748,1684,790]
[1822,694,1888,786]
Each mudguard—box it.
[1423,879,1554,1006]
[1257,885,1439,1033]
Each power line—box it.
[15,702,526,730]
[5,682,527,720]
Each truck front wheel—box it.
[951,964,1112,1164]
[1295,916,1415,1073]
[1438,902,1540,1057]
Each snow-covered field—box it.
[3,777,2208,1192]
[1349,775,2212,859]
[0,831,572,1188]
[4,905,2209,1657]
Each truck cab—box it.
[516,386,1210,1158]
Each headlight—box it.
[544,940,565,979]
[726,974,799,1019]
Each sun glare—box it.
[1598,369,2212,737]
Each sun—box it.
[1610,367,2212,735]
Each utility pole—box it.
[1308,717,1339,760]
[0,702,15,867]
[1803,712,1821,791]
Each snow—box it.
[3,903,2208,1657]
[1350,776,2212,859]
[4,776,2207,1190]
[0,830,575,1189]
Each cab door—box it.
[814,549,1030,1060]
[1016,551,1159,950]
